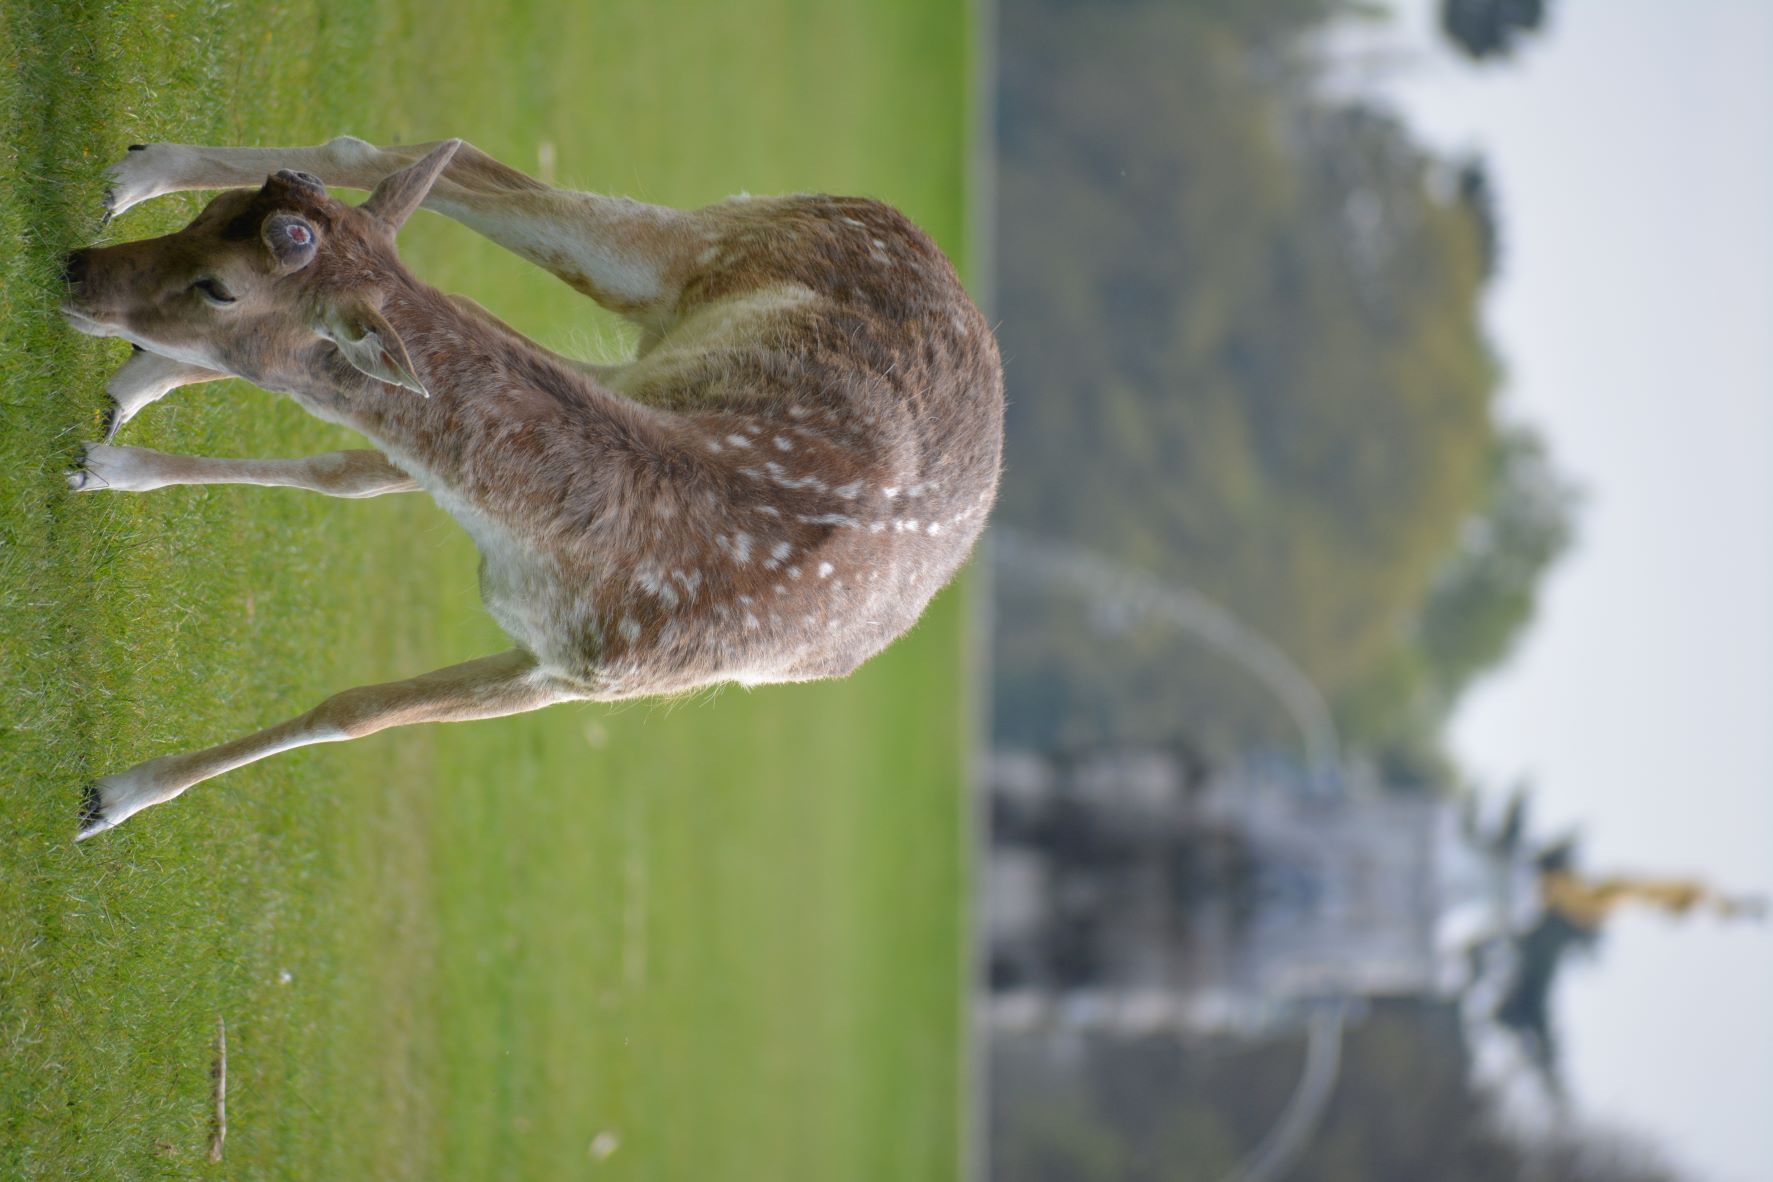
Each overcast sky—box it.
[1342,3,1773,1179]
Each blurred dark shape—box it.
[1441,0,1553,62]
[1535,833,1580,875]
[992,0,1577,784]
[986,749,1449,1024]
[1492,909,1595,1093]
[1492,782,1528,851]
[991,1001,1684,1182]
[1456,158,1502,278]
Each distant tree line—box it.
[989,0,1577,788]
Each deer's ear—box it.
[262,213,319,272]
[317,300,427,396]
[360,139,461,232]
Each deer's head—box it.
[63,140,462,397]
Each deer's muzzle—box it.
[62,249,90,292]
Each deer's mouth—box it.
[60,303,115,337]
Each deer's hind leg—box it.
[106,138,715,332]
[76,649,576,840]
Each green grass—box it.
[0,1,978,1178]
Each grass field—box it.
[0,1,978,1178]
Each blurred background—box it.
[978,1,1772,1180]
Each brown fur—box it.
[62,138,1002,837]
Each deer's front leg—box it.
[102,347,227,439]
[67,445,418,497]
[77,649,573,840]
[105,138,386,218]
[103,136,540,219]
[104,140,365,218]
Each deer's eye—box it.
[192,278,236,306]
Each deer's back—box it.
[470,195,1003,697]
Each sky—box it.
[1341,3,1773,1179]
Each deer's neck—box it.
[296,275,664,513]
[300,276,586,420]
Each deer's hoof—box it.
[66,449,94,491]
[66,443,98,491]
[67,443,156,492]
[74,765,168,841]
[105,143,182,219]
[75,784,115,842]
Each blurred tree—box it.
[992,0,1575,780]
[1441,0,1554,62]
[1341,425,1578,783]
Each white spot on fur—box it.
[787,566,802,579]
[635,568,680,609]
[787,405,810,419]
[834,480,863,500]
[726,434,750,448]
[770,540,792,562]
[818,562,835,579]
[773,435,793,452]
[883,486,900,498]
[743,613,760,630]
[618,617,642,643]
[764,462,807,490]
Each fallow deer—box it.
[62,137,1002,840]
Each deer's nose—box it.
[62,249,89,289]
